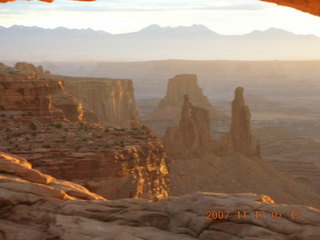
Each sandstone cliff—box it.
[48,80,84,122]
[164,95,211,158]
[0,62,169,201]
[59,75,140,128]
[0,80,53,116]
[1,152,319,239]
[0,111,169,201]
[14,62,51,76]
[0,63,83,122]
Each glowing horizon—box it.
[1,0,320,36]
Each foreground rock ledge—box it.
[0,152,320,239]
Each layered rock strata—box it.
[0,152,104,200]
[0,153,319,239]
[0,112,169,200]
[0,62,169,200]
[60,75,140,128]
[0,63,83,122]
[14,62,51,76]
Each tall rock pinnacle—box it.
[164,87,260,158]
[229,87,260,156]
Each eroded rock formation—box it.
[14,62,51,77]
[164,87,260,158]
[0,110,169,201]
[144,74,227,122]
[0,64,83,122]
[223,87,260,156]
[0,80,53,116]
[1,153,319,239]
[0,62,169,201]
[0,152,104,200]
[60,76,140,128]
[48,80,84,122]
[164,95,211,158]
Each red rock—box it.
[262,0,320,16]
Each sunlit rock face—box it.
[0,155,319,240]
[0,63,83,122]
[62,77,141,128]
[262,0,320,16]
[14,62,51,77]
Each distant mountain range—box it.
[1,24,320,61]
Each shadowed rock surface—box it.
[164,95,211,158]
[56,75,141,128]
[224,87,260,156]
[1,152,319,240]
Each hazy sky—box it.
[1,0,320,35]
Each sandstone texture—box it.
[262,0,320,16]
[48,80,83,122]
[0,112,169,201]
[58,75,140,128]
[14,62,50,76]
[0,62,169,201]
[0,155,319,240]
[0,152,104,200]
[0,63,83,122]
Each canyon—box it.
[1,61,319,238]
[0,62,169,201]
